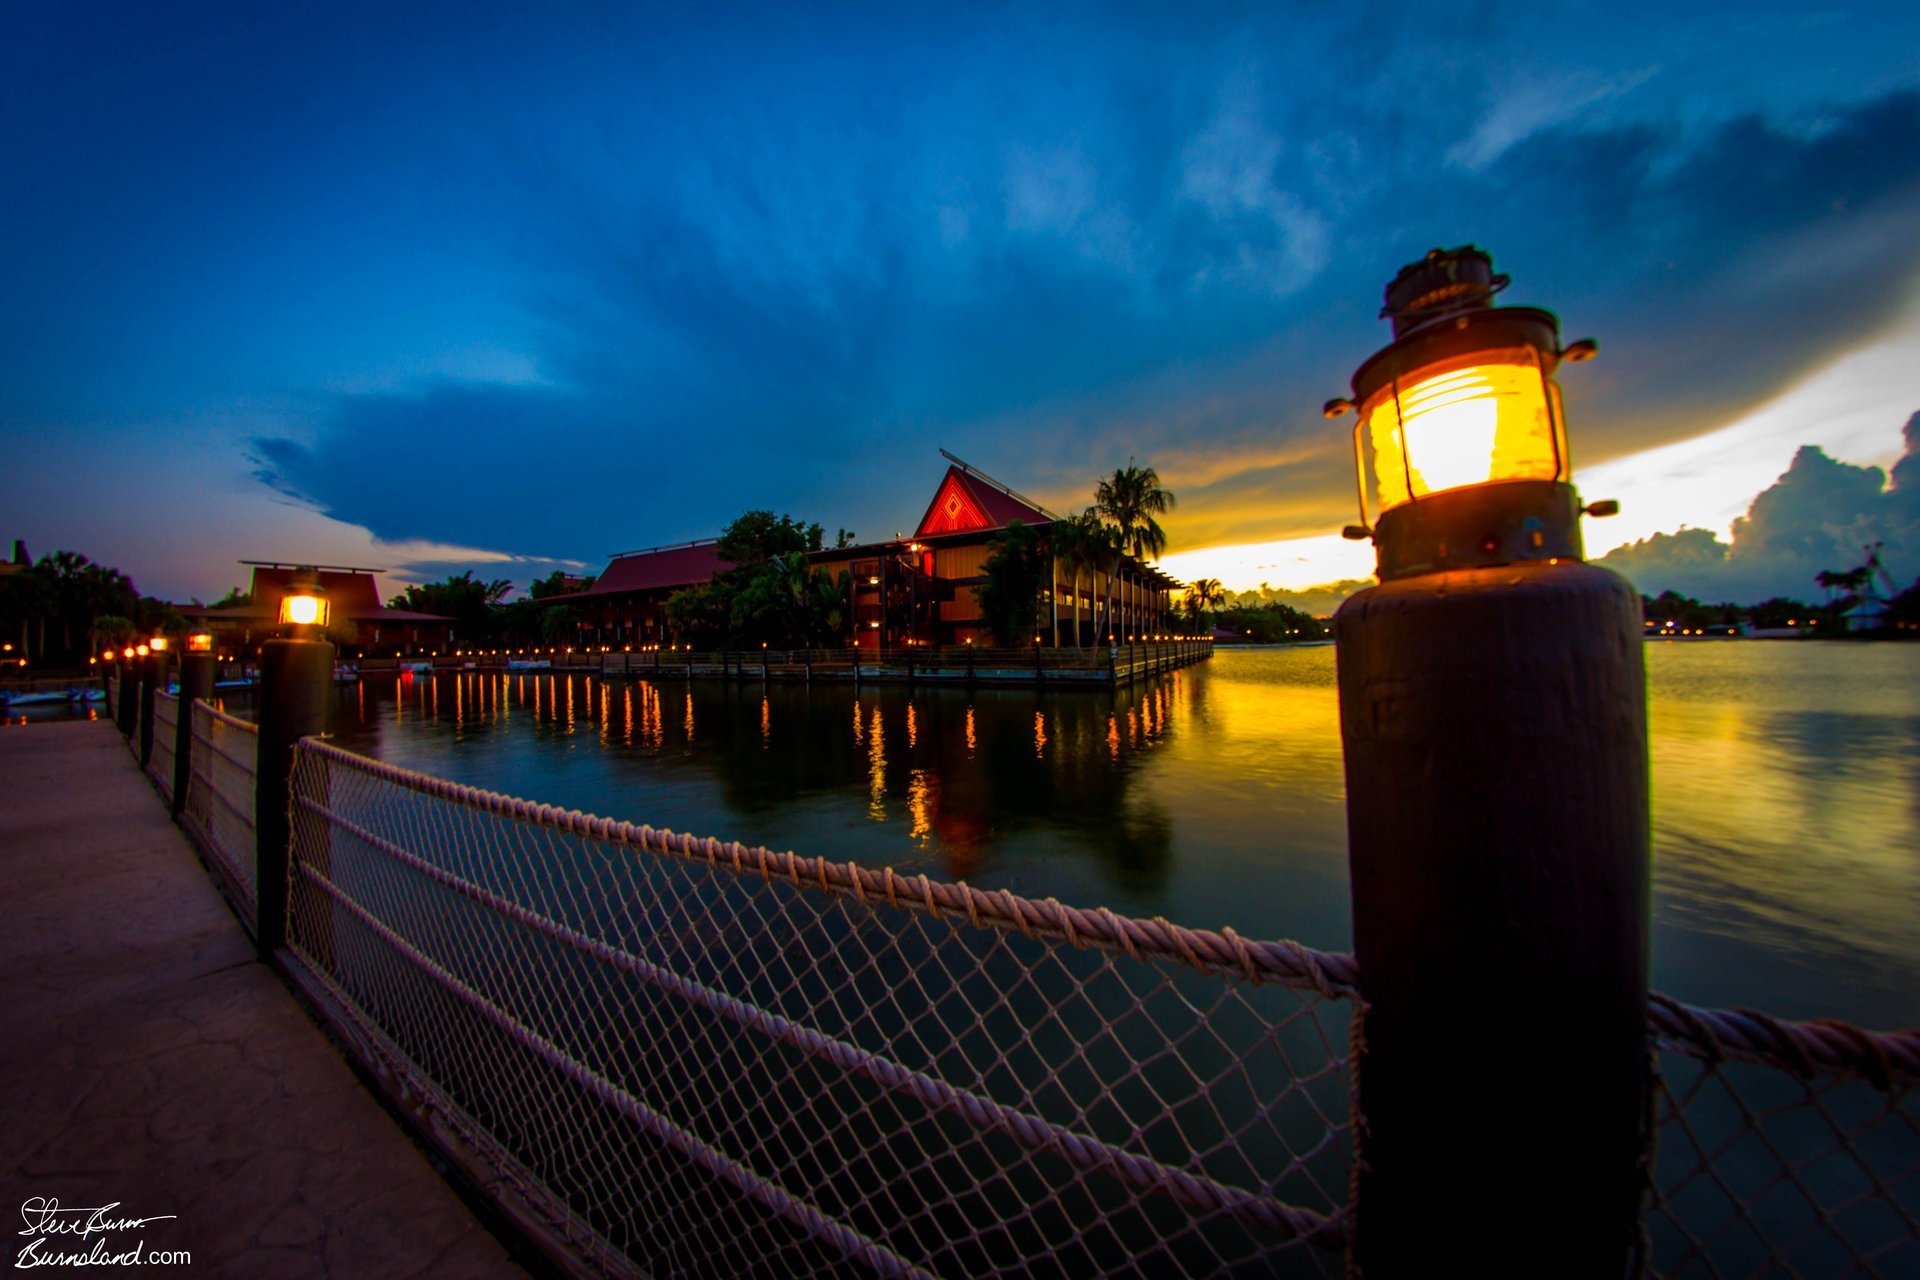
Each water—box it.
[33,643,1918,1028]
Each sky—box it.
[5,2,1920,606]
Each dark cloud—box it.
[1468,91,1920,463]
[1599,412,1920,602]
[248,65,1920,566]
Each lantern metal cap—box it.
[1380,245,1510,337]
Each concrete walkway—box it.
[1,721,529,1278]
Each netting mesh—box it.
[1644,1026,1919,1277]
[182,698,259,924]
[146,691,177,804]
[284,739,1357,1279]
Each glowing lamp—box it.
[279,580,329,629]
[136,644,150,657]
[121,648,134,660]
[149,636,169,652]
[1324,246,1613,581]
[187,633,213,653]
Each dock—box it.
[0,721,527,1277]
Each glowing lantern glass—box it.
[1326,245,1607,581]
[136,644,150,657]
[187,633,213,653]
[1361,348,1566,512]
[149,635,170,652]
[280,592,329,628]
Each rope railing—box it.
[146,690,178,805]
[180,698,260,926]
[1645,996,1919,1276]
[116,703,1913,1278]
[283,737,1358,1278]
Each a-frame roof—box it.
[913,465,1053,539]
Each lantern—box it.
[136,644,150,657]
[187,633,213,653]
[1324,246,1612,580]
[149,636,170,652]
[279,573,330,630]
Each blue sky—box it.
[5,2,1920,603]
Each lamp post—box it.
[173,633,216,816]
[138,636,171,767]
[1323,246,1647,1276]
[114,647,138,735]
[255,571,335,961]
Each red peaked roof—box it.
[585,541,730,596]
[914,466,1052,538]
[180,566,450,622]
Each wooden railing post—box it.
[137,651,160,767]
[255,638,333,962]
[1336,562,1649,1273]
[171,654,214,818]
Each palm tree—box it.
[1185,577,1225,635]
[1048,512,1106,649]
[1093,461,1176,562]
[1081,513,1125,644]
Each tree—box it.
[716,511,824,567]
[208,586,252,609]
[1746,597,1813,629]
[388,572,511,641]
[1048,512,1108,649]
[665,583,732,649]
[976,521,1050,646]
[539,604,579,645]
[1080,513,1125,643]
[1093,461,1176,562]
[1184,577,1225,632]
[88,614,137,656]
[529,570,593,600]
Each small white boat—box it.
[2,689,84,706]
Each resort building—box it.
[569,456,1180,649]
[561,540,732,649]
[183,562,453,656]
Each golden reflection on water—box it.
[907,770,934,845]
[333,644,1920,1026]
[867,705,887,821]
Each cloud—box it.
[1598,412,1920,602]
[248,64,1920,575]
[1447,66,1660,171]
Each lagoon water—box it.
[314,642,1920,1031]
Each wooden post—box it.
[254,638,333,962]
[1336,563,1648,1274]
[117,658,138,735]
[172,653,214,817]
[137,651,159,767]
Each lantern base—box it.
[1372,478,1584,581]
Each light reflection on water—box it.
[321,644,1920,1029]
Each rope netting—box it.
[182,699,260,924]
[1643,997,1919,1277]
[284,738,1358,1279]
[145,691,177,804]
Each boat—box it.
[2,689,79,706]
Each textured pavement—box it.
[0,720,530,1278]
